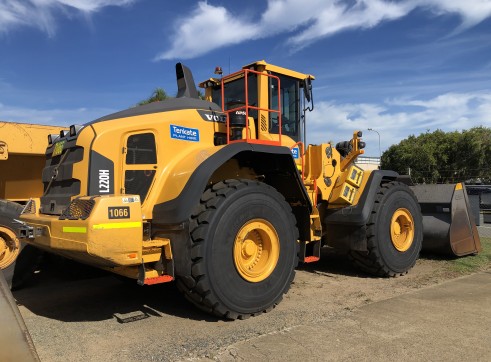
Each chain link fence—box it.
[468,185,491,240]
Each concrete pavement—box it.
[0,272,39,362]
[206,271,491,361]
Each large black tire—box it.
[176,179,299,320]
[0,199,43,289]
[1,200,24,286]
[349,181,423,277]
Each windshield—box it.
[211,73,258,112]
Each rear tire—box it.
[177,179,299,319]
[0,200,43,289]
[349,181,423,277]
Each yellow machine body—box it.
[20,195,173,283]
[0,122,64,201]
[10,61,480,319]
[0,122,64,272]
[17,61,368,279]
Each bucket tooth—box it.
[411,183,481,256]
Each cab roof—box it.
[198,60,315,88]
[242,60,315,81]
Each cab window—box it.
[269,75,300,141]
[212,73,258,119]
[123,132,157,202]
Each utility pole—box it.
[367,128,381,168]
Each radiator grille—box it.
[21,199,36,214]
[41,142,84,215]
[59,199,95,220]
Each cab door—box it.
[121,132,157,204]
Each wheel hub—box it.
[242,239,258,258]
[233,219,280,283]
[0,227,21,269]
[390,208,414,252]
[0,236,6,258]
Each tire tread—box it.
[177,179,299,320]
[348,181,422,277]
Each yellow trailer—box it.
[0,122,64,286]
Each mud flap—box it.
[410,183,482,256]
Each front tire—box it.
[1,199,43,289]
[0,201,22,271]
[177,179,299,319]
[349,181,423,277]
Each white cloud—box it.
[287,0,412,48]
[160,0,491,60]
[307,92,491,156]
[418,0,491,30]
[0,0,136,36]
[0,102,114,126]
[156,2,259,61]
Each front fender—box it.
[152,143,311,225]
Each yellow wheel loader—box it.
[14,61,481,319]
[1,122,64,288]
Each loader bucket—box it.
[410,183,482,256]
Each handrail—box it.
[221,68,282,146]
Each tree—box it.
[455,127,491,182]
[381,127,491,183]
[137,87,205,106]
[137,87,168,105]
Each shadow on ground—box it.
[13,258,218,324]
[297,247,363,278]
[13,245,464,324]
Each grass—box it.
[447,237,491,274]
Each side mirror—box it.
[303,78,312,103]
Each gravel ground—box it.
[13,245,483,362]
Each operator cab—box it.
[200,60,314,147]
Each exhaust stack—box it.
[176,63,199,99]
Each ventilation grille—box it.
[41,144,83,215]
[261,115,268,132]
[59,199,95,220]
[21,199,36,215]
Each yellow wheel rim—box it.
[0,227,20,269]
[390,208,414,252]
[233,219,280,282]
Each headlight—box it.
[69,124,84,137]
[48,134,60,145]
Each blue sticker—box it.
[170,124,200,142]
[291,147,299,159]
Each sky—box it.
[1,0,491,157]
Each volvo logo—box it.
[198,110,226,123]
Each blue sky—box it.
[1,0,491,157]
